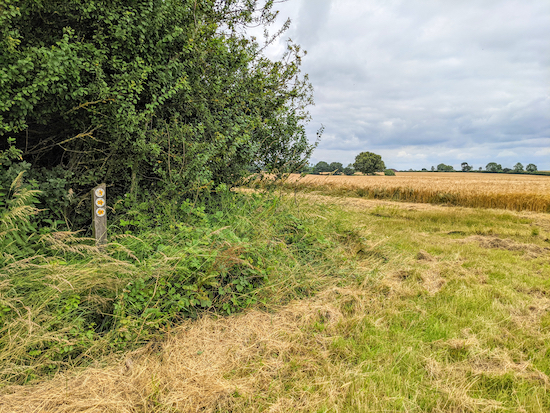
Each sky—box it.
[257,0,550,171]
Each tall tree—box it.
[437,163,454,172]
[353,152,385,175]
[313,161,331,174]
[329,162,343,173]
[486,162,503,172]
[513,162,524,173]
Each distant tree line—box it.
[415,162,542,174]
[301,157,544,176]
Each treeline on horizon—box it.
[300,160,547,176]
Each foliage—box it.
[0,0,317,225]
[0,191,353,384]
[329,162,343,174]
[383,169,395,176]
[353,152,385,175]
[526,163,537,173]
[486,162,503,172]
[0,172,41,266]
[312,161,331,174]
[437,163,454,172]
[461,162,472,172]
[343,164,355,176]
[513,162,524,173]
[296,163,313,174]
[3,196,550,411]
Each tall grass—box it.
[0,190,355,385]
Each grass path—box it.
[1,194,549,412]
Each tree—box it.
[313,161,331,174]
[296,163,313,174]
[343,164,355,176]
[0,0,317,223]
[526,164,538,173]
[513,163,524,173]
[437,163,454,172]
[353,152,385,175]
[486,162,503,173]
[431,166,435,172]
[329,162,343,174]
[461,162,472,172]
[384,169,396,176]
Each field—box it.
[1,193,549,412]
[283,172,550,212]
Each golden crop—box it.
[284,172,550,212]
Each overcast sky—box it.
[260,0,550,171]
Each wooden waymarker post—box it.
[92,183,107,246]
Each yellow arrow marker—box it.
[95,198,105,207]
[96,208,106,217]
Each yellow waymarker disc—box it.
[96,208,106,217]
[95,198,106,207]
[95,188,105,198]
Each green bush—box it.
[384,169,396,176]
[1,0,317,226]
[343,164,355,175]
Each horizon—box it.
[306,159,544,172]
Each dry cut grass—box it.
[283,172,550,212]
[0,287,361,413]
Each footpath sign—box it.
[92,184,107,246]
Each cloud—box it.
[265,0,550,170]
[294,0,333,47]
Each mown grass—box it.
[1,194,549,412]
[223,198,550,412]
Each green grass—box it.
[1,193,549,412]
[348,203,549,411]
[224,198,550,412]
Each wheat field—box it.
[283,172,550,212]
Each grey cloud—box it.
[269,0,550,170]
[294,0,333,47]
